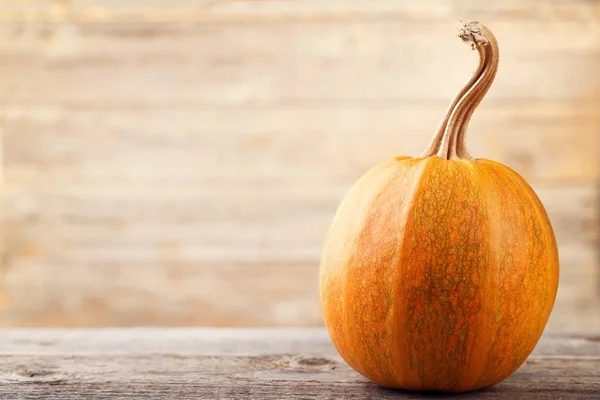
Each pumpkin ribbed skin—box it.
[319,156,559,392]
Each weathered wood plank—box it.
[0,355,596,399]
[0,20,597,107]
[0,0,598,22]
[0,246,595,328]
[3,104,598,183]
[0,329,597,399]
[1,186,594,253]
[549,302,600,332]
[0,261,322,327]
[0,328,598,357]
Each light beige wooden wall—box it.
[0,0,598,330]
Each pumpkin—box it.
[319,21,559,393]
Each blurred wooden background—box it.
[0,0,598,330]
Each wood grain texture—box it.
[0,188,596,328]
[0,1,597,108]
[0,21,597,107]
[0,0,598,329]
[0,328,598,356]
[0,329,598,399]
[0,0,598,22]
[3,104,598,183]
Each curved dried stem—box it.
[421,21,500,160]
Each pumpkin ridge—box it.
[320,157,426,386]
[471,160,558,388]
[387,156,439,388]
[395,158,491,391]
[320,159,398,378]
[485,160,559,329]
[339,161,402,382]
[455,161,503,390]
[348,157,429,387]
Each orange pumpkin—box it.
[319,21,559,392]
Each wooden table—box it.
[0,329,598,399]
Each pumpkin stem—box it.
[420,21,499,160]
